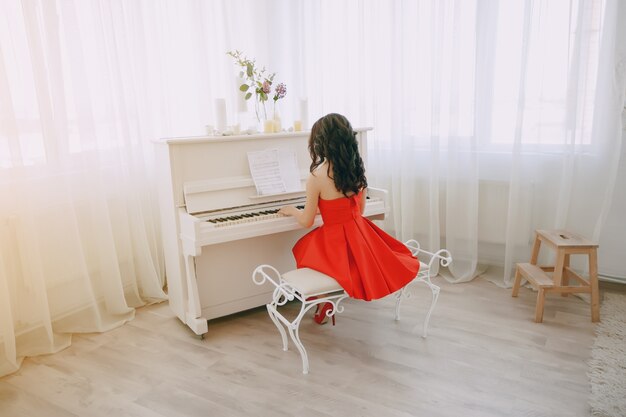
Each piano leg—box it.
[183,254,209,336]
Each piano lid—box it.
[183,175,308,215]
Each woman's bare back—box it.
[314,162,357,200]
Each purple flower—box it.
[262,81,271,94]
[273,83,287,101]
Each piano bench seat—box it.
[281,268,345,298]
[251,240,453,375]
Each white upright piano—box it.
[154,128,388,336]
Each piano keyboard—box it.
[179,193,387,249]
[205,205,305,228]
[198,195,381,229]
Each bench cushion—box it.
[282,268,344,297]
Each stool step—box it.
[517,263,554,288]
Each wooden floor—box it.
[1,274,620,417]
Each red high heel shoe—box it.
[313,302,336,325]
[305,296,320,314]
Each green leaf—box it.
[246,63,253,77]
[239,71,244,78]
[239,84,249,92]
[245,92,252,100]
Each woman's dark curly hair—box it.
[308,113,367,196]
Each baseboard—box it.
[600,279,626,293]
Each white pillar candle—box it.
[215,98,227,132]
[263,119,275,134]
[299,98,309,130]
[293,120,302,132]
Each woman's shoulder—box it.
[310,163,332,184]
[312,161,330,176]
[306,168,325,192]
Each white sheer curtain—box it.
[381,0,625,286]
[0,0,301,378]
[297,0,625,286]
[0,1,177,377]
[1,0,624,377]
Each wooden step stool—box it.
[512,229,599,323]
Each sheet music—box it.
[247,148,301,195]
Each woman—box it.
[280,113,420,323]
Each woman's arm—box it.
[279,174,320,228]
[359,188,366,214]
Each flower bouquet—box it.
[227,50,287,128]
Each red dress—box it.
[292,192,420,301]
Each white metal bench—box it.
[251,239,452,374]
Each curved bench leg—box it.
[394,286,410,321]
[421,283,440,338]
[288,324,310,374]
[267,305,288,351]
[394,274,441,337]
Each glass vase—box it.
[272,101,282,133]
[255,99,273,133]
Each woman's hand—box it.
[279,174,320,228]
[279,205,300,217]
